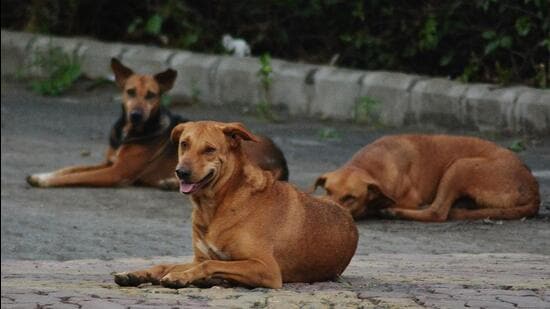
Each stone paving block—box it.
[80,299,127,309]
[309,67,364,120]
[465,299,516,309]
[45,303,80,309]
[374,297,422,308]
[410,77,469,129]
[18,35,83,79]
[169,52,220,105]
[120,46,177,75]
[270,60,317,115]
[516,88,550,135]
[420,298,467,309]
[1,30,37,76]
[497,295,549,308]
[79,39,129,79]
[2,305,39,309]
[213,56,262,106]
[463,84,529,133]
[360,71,422,127]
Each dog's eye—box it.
[203,146,216,154]
[326,189,332,196]
[126,88,136,97]
[145,91,157,100]
[180,141,188,150]
[340,195,357,204]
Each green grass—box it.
[256,53,277,121]
[317,127,341,141]
[20,44,81,96]
[353,95,382,125]
[508,139,527,153]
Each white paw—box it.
[27,172,54,187]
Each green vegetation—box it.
[317,127,341,141]
[160,94,172,107]
[256,53,277,121]
[19,44,81,96]
[3,1,548,88]
[353,96,381,125]
[508,140,527,153]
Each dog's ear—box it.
[171,123,186,144]
[310,175,327,193]
[154,69,178,93]
[111,58,134,88]
[221,122,259,148]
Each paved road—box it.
[2,79,550,261]
[2,254,549,308]
[1,79,550,308]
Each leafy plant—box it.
[256,53,277,121]
[160,94,172,107]
[317,127,341,141]
[20,44,81,96]
[6,0,550,88]
[353,96,381,125]
[508,140,527,153]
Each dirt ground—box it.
[1,79,549,261]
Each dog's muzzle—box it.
[129,110,144,124]
[175,167,192,182]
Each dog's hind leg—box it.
[27,163,112,187]
[382,158,490,222]
[448,202,539,220]
[384,157,539,222]
[51,162,112,175]
[114,262,198,286]
[27,148,116,186]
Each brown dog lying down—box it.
[114,121,358,288]
[313,134,540,222]
[26,59,288,189]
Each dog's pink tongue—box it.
[180,182,198,194]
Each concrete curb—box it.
[2,30,549,134]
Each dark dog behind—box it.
[27,58,288,188]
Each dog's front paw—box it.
[114,272,143,287]
[379,208,398,219]
[160,272,192,289]
[26,173,53,187]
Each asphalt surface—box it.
[2,79,550,261]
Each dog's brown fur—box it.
[26,59,288,188]
[114,121,358,288]
[313,135,540,222]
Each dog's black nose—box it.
[175,168,192,181]
[129,111,143,124]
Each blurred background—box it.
[2,0,549,88]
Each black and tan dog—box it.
[313,135,540,222]
[114,121,358,288]
[26,59,288,188]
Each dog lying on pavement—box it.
[114,121,358,288]
[312,134,540,222]
[26,59,288,188]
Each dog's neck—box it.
[124,106,162,136]
[190,150,272,229]
[110,105,169,148]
